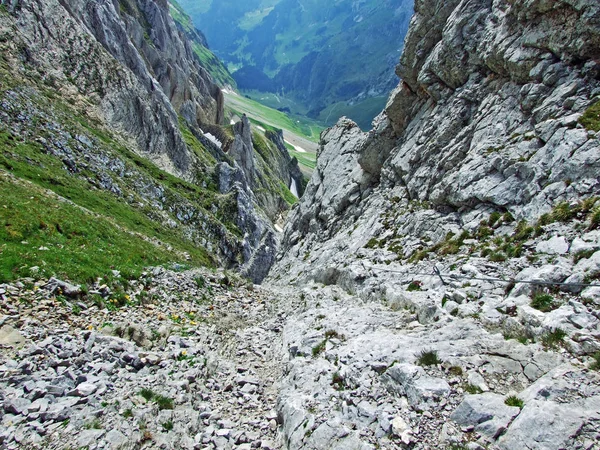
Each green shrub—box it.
[417,349,441,366]
[504,396,524,408]
[530,293,558,312]
[162,420,174,432]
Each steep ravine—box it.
[1,0,600,450]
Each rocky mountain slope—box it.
[0,0,302,283]
[176,0,414,129]
[2,0,600,449]
[269,0,600,448]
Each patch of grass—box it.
[530,293,558,312]
[139,388,155,402]
[161,420,174,432]
[513,220,534,242]
[488,252,507,262]
[407,281,423,292]
[123,408,133,419]
[365,238,380,249]
[464,384,483,394]
[312,340,327,358]
[541,328,567,349]
[573,249,597,264]
[505,395,524,409]
[579,99,600,132]
[324,330,346,341]
[416,349,441,366]
[331,372,346,391]
[155,395,174,411]
[591,352,600,370]
[84,419,102,430]
[0,173,213,284]
[589,207,600,230]
[448,366,463,376]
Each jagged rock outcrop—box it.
[2,0,222,177]
[271,0,600,448]
[276,0,600,282]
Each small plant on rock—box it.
[312,340,327,358]
[155,395,174,411]
[464,384,483,394]
[530,293,558,312]
[139,388,155,401]
[417,349,441,366]
[331,372,346,391]
[505,395,524,409]
[448,366,463,376]
[162,420,174,432]
[590,352,600,371]
[541,328,567,349]
[407,281,422,292]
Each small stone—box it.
[69,382,98,397]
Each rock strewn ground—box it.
[0,267,299,450]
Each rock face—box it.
[4,0,221,177]
[270,0,600,448]
[278,0,600,273]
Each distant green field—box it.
[318,97,388,131]
[224,91,323,143]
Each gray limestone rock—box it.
[451,394,521,439]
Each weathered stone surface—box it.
[451,394,520,439]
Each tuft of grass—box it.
[311,340,327,358]
[324,330,346,341]
[589,207,600,230]
[541,328,567,349]
[123,408,133,419]
[464,384,483,394]
[551,201,579,223]
[448,366,463,376]
[573,249,597,264]
[84,419,102,430]
[579,100,600,132]
[407,281,423,292]
[530,293,558,312]
[139,388,155,402]
[505,395,524,409]
[155,395,174,411]
[416,349,441,366]
[331,372,346,391]
[590,352,600,371]
[162,420,174,432]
